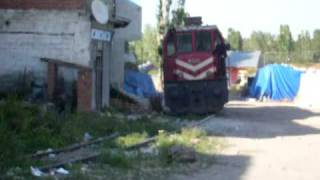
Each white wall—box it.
[0,10,92,79]
[110,0,142,88]
[115,0,142,41]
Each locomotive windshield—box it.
[196,31,212,52]
[174,31,213,54]
[177,33,192,53]
[166,29,222,56]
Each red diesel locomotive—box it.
[162,20,229,114]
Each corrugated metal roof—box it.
[227,51,261,68]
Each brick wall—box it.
[0,0,85,10]
[77,69,93,112]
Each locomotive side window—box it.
[167,34,175,56]
[196,31,212,52]
[177,33,193,53]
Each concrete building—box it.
[111,0,142,88]
[0,0,142,111]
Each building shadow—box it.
[203,104,320,139]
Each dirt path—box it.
[171,101,320,180]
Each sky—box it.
[131,0,320,39]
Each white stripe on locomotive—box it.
[175,67,216,80]
[175,57,213,72]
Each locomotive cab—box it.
[162,25,229,114]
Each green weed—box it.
[99,150,133,169]
[156,128,218,163]
[116,132,148,149]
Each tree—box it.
[312,29,320,62]
[227,28,243,51]
[293,31,312,62]
[158,0,172,35]
[242,31,280,64]
[131,25,160,66]
[313,29,320,50]
[158,0,190,34]
[243,31,276,52]
[278,25,293,55]
[132,0,189,67]
[177,0,186,8]
[170,0,188,27]
[240,25,320,64]
[295,31,312,52]
[170,8,188,27]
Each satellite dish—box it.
[91,0,109,24]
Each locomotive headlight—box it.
[206,68,217,77]
[175,70,183,78]
[206,71,214,77]
[177,72,183,78]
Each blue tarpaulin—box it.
[124,70,158,98]
[250,64,302,101]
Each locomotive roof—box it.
[175,25,218,32]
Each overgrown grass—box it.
[0,97,66,173]
[99,150,134,169]
[0,97,176,174]
[0,97,222,179]
[67,128,222,180]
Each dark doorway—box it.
[95,42,104,111]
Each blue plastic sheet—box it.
[124,70,158,98]
[250,64,302,101]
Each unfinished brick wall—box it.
[77,69,93,112]
[0,0,85,10]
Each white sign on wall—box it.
[91,29,113,42]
